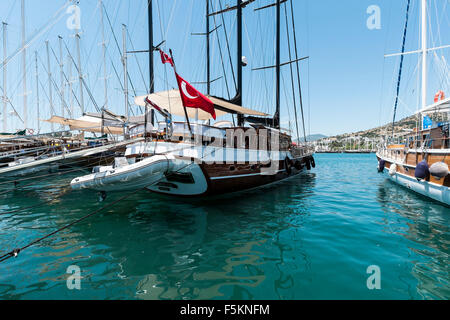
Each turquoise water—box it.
[0,153,449,300]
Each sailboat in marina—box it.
[377,0,450,206]
[71,0,316,197]
[0,1,144,179]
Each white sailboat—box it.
[377,0,450,205]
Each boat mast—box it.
[75,33,84,115]
[34,51,40,133]
[2,22,7,133]
[206,0,211,95]
[21,0,28,130]
[421,0,427,112]
[122,24,129,121]
[148,0,155,125]
[67,53,73,118]
[274,0,281,129]
[59,36,65,121]
[237,0,243,126]
[46,40,54,133]
[100,0,108,112]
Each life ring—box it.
[434,90,445,103]
[284,158,292,175]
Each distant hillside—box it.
[329,116,418,140]
[297,134,328,142]
[312,116,425,152]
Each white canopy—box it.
[416,97,450,114]
[134,90,268,121]
[44,116,125,135]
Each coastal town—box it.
[311,115,421,153]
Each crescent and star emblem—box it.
[181,81,199,100]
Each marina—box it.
[0,153,448,300]
[0,0,448,303]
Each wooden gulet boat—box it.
[71,0,316,198]
[377,0,450,206]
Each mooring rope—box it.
[0,147,217,264]
[0,152,113,187]
[0,192,130,263]
[0,168,89,197]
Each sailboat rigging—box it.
[377,0,450,206]
[70,0,316,197]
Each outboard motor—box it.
[429,162,449,180]
[415,160,430,181]
[378,160,386,173]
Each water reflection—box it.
[376,179,450,299]
[2,172,314,300]
[0,171,317,299]
[132,172,316,299]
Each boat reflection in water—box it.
[133,172,316,300]
[376,179,450,300]
[2,171,315,300]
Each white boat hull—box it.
[384,168,450,206]
[0,139,139,178]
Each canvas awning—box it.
[134,90,268,121]
[44,116,125,135]
[416,97,450,114]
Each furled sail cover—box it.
[44,116,125,135]
[134,90,268,121]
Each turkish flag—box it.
[175,73,216,120]
[159,49,174,67]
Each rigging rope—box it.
[0,148,119,188]
[0,147,219,263]
[63,40,102,114]
[0,1,71,71]
[289,0,307,144]
[391,0,412,138]
[210,0,231,100]
[218,0,237,92]
[284,2,300,142]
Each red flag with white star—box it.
[175,72,216,120]
[159,49,174,67]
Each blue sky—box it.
[0,0,449,137]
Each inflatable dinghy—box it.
[71,154,176,192]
